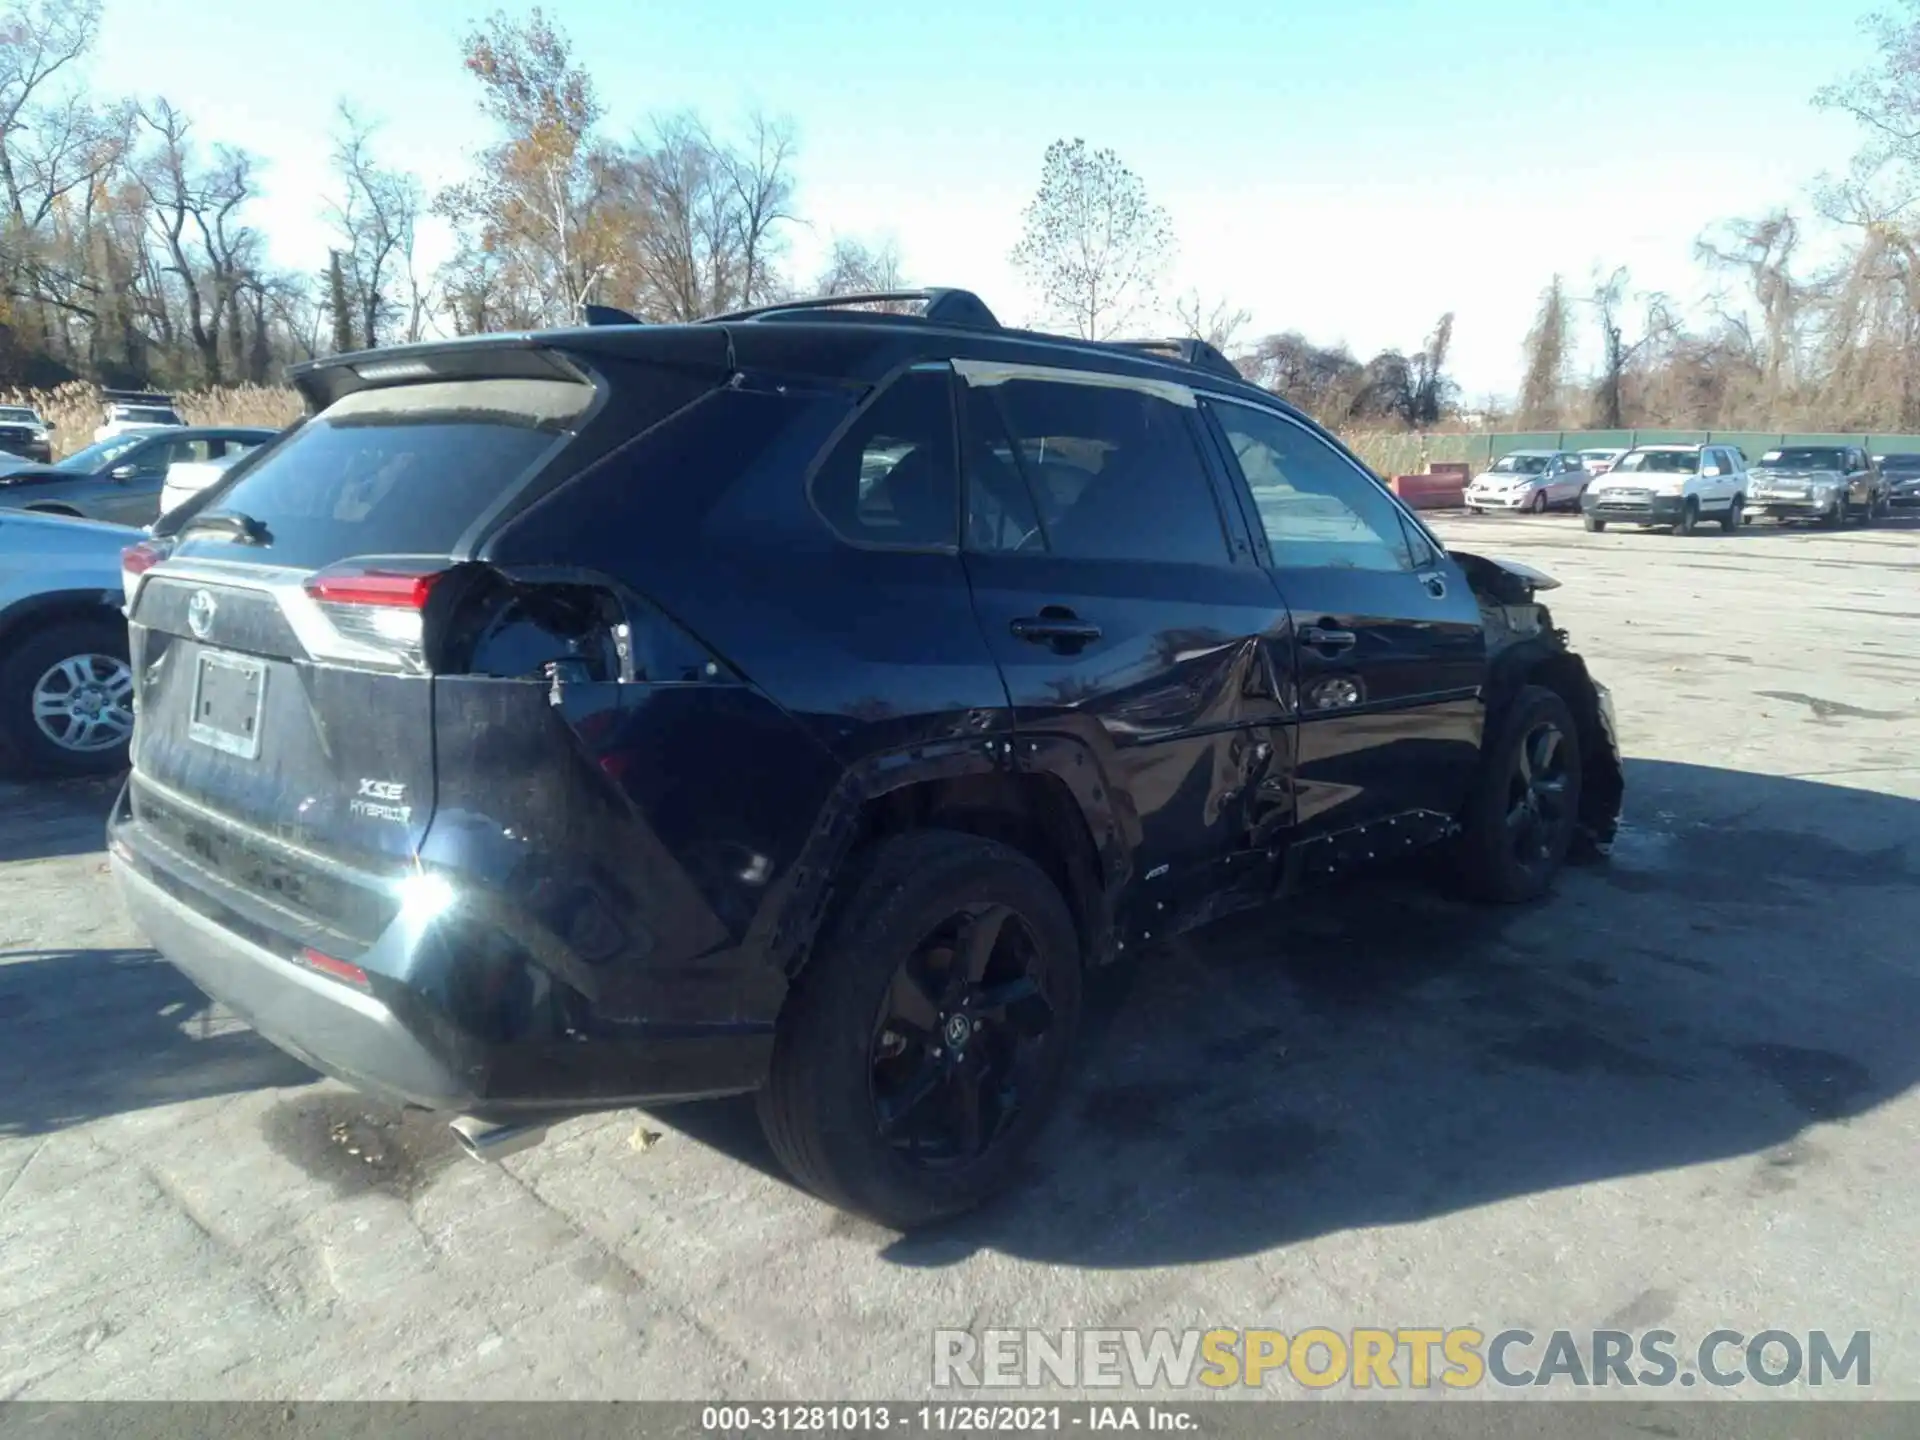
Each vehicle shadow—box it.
[0,773,122,863]
[667,758,1920,1266]
[0,946,314,1138]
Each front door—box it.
[1200,398,1486,835]
[957,364,1297,894]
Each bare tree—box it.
[1696,212,1804,407]
[1174,290,1250,354]
[0,0,104,225]
[617,111,799,321]
[1010,139,1173,340]
[1589,267,1654,428]
[1517,276,1570,427]
[815,235,907,298]
[327,103,424,349]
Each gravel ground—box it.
[2,510,1917,1402]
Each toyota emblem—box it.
[187,588,217,640]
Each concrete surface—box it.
[2,511,1917,1401]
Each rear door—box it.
[1200,398,1486,834]
[957,363,1298,888]
[127,375,596,882]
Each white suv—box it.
[1579,443,1747,534]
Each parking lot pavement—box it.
[3,512,1918,1401]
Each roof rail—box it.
[102,388,176,405]
[1097,338,1244,384]
[703,288,1002,330]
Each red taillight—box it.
[304,565,444,609]
[299,947,370,990]
[122,541,167,576]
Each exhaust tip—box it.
[450,1115,551,1163]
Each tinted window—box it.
[1616,450,1699,474]
[961,388,1046,553]
[173,377,590,569]
[1209,399,1414,573]
[982,379,1229,565]
[811,368,958,549]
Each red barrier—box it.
[1391,474,1466,509]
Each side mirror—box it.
[110,463,137,482]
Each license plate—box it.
[188,651,267,759]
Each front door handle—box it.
[1010,608,1103,648]
[1299,624,1357,652]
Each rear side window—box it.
[980,378,1230,565]
[810,368,958,549]
[172,378,590,569]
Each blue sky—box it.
[91,0,1872,398]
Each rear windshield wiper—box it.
[178,510,272,546]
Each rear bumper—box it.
[1580,492,1684,525]
[110,795,774,1118]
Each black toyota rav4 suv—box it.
[112,289,1622,1228]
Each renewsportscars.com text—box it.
[932,1327,1871,1391]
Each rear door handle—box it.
[1010,609,1103,647]
[1299,624,1357,652]
[1419,571,1448,599]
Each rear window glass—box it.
[172,378,591,568]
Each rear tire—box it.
[758,830,1084,1229]
[1453,685,1583,904]
[0,617,134,779]
[1582,514,1605,533]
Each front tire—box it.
[1824,496,1847,529]
[1528,490,1547,514]
[0,617,134,779]
[1675,498,1699,535]
[1454,685,1584,904]
[1582,514,1606,532]
[1721,496,1743,533]
[758,830,1084,1229]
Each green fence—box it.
[1409,431,1920,470]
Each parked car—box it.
[1463,449,1588,513]
[1747,445,1890,527]
[0,509,140,777]
[93,390,186,444]
[160,448,257,518]
[0,427,276,527]
[1577,447,1627,477]
[110,288,1623,1229]
[0,404,54,464]
[1876,451,1920,509]
[1580,443,1747,534]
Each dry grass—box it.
[0,381,305,459]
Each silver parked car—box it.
[1463,449,1589,513]
[0,509,140,776]
[0,426,276,527]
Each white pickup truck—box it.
[1579,443,1747,535]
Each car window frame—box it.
[1198,393,1430,576]
[949,359,1242,569]
[802,360,963,555]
